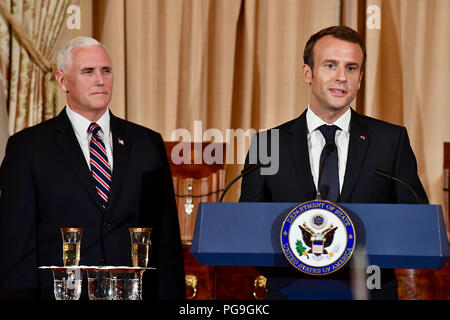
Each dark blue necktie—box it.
[318,125,340,202]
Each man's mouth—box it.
[329,88,347,96]
[91,92,108,95]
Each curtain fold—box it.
[94,0,338,201]
[363,0,450,206]
[0,0,70,134]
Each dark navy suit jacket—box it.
[0,108,185,300]
[239,108,428,299]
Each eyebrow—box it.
[79,65,112,72]
[322,59,360,67]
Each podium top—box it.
[191,202,450,269]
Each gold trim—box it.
[60,227,83,233]
[185,274,198,300]
[253,275,268,300]
[128,227,152,233]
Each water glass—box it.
[87,268,112,300]
[51,267,83,300]
[109,268,144,300]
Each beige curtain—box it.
[95,0,339,135]
[94,0,339,200]
[363,0,450,206]
[0,0,71,134]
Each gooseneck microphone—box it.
[219,162,263,202]
[374,168,423,204]
[316,143,336,200]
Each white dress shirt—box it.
[65,105,114,172]
[306,106,351,192]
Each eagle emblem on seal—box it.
[298,222,337,256]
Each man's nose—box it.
[94,70,104,85]
[335,66,347,82]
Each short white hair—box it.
[57,37,109,72]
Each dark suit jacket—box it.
[239,108,428,299]
[0,108,185,300]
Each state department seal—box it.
[280,200,356,276]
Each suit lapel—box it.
[287,111,317,200]
[55,108,104,211]
[105,113,131,212]
[339,109,370,202]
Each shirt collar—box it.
[306,106,351,134]
[65,105,110,137]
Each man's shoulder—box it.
[259,113,305,136]
[112,116,162,138]
[111,116,165,151]
[8,117,57,145]
[354,112,405,134]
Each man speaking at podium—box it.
[239,26,428,299]
[0,37,185,300]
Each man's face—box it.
[56,46,113,119]
[303,35,363,115]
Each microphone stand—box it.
[219,163,263,202]
[374,168,423,204]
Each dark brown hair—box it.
[303,26,366,72]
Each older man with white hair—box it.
[0,37,185,300]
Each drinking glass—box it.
[109,268,144,300]
[51,267,83,300]
[129,228,152,300]
[129,227,152,267]
[61,227,83,266]
[86,268,112,300]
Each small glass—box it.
[51,267,83,300]
[109,268,144,300]
[86,268,112,300]
[129,227,152,268]
[61,227,83,266]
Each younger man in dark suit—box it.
[0,37,185,300]
[240,26,428,299]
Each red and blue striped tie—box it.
[88,123,112,209]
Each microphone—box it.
[374,168,423,204]
[316,143,336,200]
[219,162,263,202]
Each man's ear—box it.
[55,69,68,93]
[302,64,313,85]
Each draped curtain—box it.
[0,0,71,134]
[363,0,450,209]
[93,0,340,201]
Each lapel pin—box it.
[360,135,366,140]
[118,138,124,145]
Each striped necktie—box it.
[88,123,112,209]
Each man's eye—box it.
[348,66,356,71]
[325,64,334,69]
[82,69,93,74]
